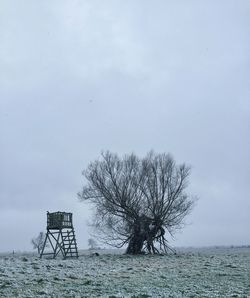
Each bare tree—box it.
[31,232,47,255]
[78,151,195,254]
[88,238,98,250]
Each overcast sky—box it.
[1,0,249,252]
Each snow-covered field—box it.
[0,247,250,297]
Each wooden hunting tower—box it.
[40,211,78,259]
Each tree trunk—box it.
[125,216,149,254]
[126,233,145,254]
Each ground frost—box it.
[0,248,249,297]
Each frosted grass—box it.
[0,247,249,297]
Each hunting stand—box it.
[40,211,78,259]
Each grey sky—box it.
[1,1,249,252]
